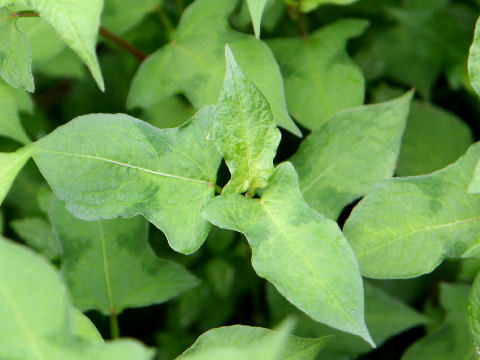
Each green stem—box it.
[156,6,175,41]
[110,310,120,339]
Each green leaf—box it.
[33,107,221,254]
[246,0,268,39]
[11,216,61,260]
[344,142,480,279]
[178,324,331,360]
[296,0,359,13]
[128,0,300,136]
[403,283,473,360]
[291,91,412,219]
[0,146,33,205]
[20,0,105,90]
[0,8,34,92]
[72,308,103,343]
[215,45,281,195]
[268,19,367,129]
[102,0,160,35]
[0,82,31,143]
[46,194,199,315]
[203,163,373,344]
[0,237,154,359]
[142,96,196,129]
[470,16,480,97]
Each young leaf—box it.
[20,0,105,90]
[468,15,480,97]
[178,324,331,360]
[47,195,199,315]
[0,8,34,92]
[0,146,33,205]
[246,0,268,39]
[344,142,480,279]
[215,45,281,195]
[291,91,413,219]
[268,19,367,129]
[33,107,221,254]
[203,163,373,344]
[0,82,31,144]
[128,0,300,136]
[0,237,154,359]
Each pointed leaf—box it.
[0,8,34,92]
[344,142,480,279]
[268,19,367,129]
[128,0,300,136]
[47,195,199,315]
[215,45,281,195]
[297,0,359,13]
[291,91,412,219]
[20,0,105,90]
[203,163,373,344]
[246,0,268,39]
[0,146,33,205]
[33,107,221,254]
[0,79,31,144]
[72,309,103,343]
[468,16,480,97]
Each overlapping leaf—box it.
[344,142,480,279]
[0,146,33,205]
[291,91,412,219]
[203,163,373,344]
[101,0,159,35]
[33,107,221,254]
[468,15,480,97]
[128,0,300,136]
[215,46,281,195]
[0,82,30,144]
[295,0,359,13]
[246,0,268,39]
[268,19,367,129]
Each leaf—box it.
[468,271,480,351]
[33,107,221,254]
[127,0,300,136]
[0,82,31,143]
[402,283,473,360]
[203,162,373,344]
[0,236,154,360]
[344,142,480,279]
[46,194,199,315]
[296,0,359,13]
[0,146,33,206]
[142,96,196,129]
[268,19,367,129]
[291,91,412,219]
[215,45,281,195]
[11,216,61,260]
[178,324,332,360]
[267,281,426,359]
[102,0,160,35]
[0,8,34,92]
[20,0,105,90]
[246,0,268,39]
[469,16,480,97]
[72,308,103,343]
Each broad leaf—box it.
[268,19,367,129]
[468,15,480,97]
[72,309,103,343]
[215,45,281,195]
[128,0,300,136]
[20,0,105,90]
[0,146,33,205]
[344,142,480,279]
[0,237,154,360]
[102,0,159,35]
[0,82,30,144]
[402,283,473,360]
[47,195,199,315]
[203,163,373,344]
[296,0,359,13]
[33,107,221,254]
[0,7,34,92]
[178,324,331,360]
[291,91,412,219]
[246,0,268,39]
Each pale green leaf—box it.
[470,161,480,193]
[102,0,160,35]
[402,283,473,360]
[215,45,281,195]
[128,0,300,136]
[72,309,103,343]
[0,236,154,360]
[0,8,34,92]
[203,163,373,344]
[0,146,33,205]
[468,270,480,352]
[142,96,195,129]
[297,0,359,13]
[33,107,221,254]
[5,80,34,113]
[268,19,367,129]
[291,91,412,219]
[246,0,268,39]
[0,82,31,143]
[344,142,480,279]
[468,15,480,97]
[178,324,331,360]
[47,195,199,315]
[20,0,105,90]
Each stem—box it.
[13,11,40,17]
[109,310,120,339]
[99,26,147,61]
[156,6,175,41]
[175,0,184,14]
[285,4,308,40]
